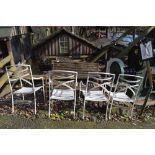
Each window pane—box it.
[60,36,69,54]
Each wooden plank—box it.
[89,47,92,55]
[86,46,89,55]
[69,38,72,52]
[76,40,80,54]
[50,42,53,56]
[84,45,87,55]
[71,37,74,53]
[46,43,48,56]
[49,40,54,56]
[53,62,99,79]
[0,73,8,89]
[81,45,84,55]
[54,38,57,56]
[79,44,82,55]
[56,38,59,56]
[72,38,75,55]
[49,42,52,56]
[0,55,11,68]
[0,67,16,89]
[45,44,48,56]
[0,84,10,98]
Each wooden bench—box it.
[53,62,100,79]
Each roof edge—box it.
[32,28,100,50]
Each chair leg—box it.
[79,91,82,100]
[49,100,53,118]
[34,98,37,115]
[109,99,114,119]
[105,102,109,121]
[130,104,134,119]
[73,100,76,119]
[22,94,24,100]
[42,87,45,102]
[48,100,50,118]
[83,100,86,120]
[11,95,14,113]
[34,93,37,115]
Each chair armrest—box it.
[10,77,20,82]
[79,81,86,92]
[33,76,45,87]
[33,76,44,80]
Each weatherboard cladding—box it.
[33,29,99,58]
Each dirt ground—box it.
[0,96,155,129]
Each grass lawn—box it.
[0,114,155,129]
[1,96,155,129]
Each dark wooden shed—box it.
[32,28,100,62]
[0,26,32,92]
[0,26,32,64]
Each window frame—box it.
[59,35,69,55]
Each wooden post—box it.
[6,39,15,66]
[140,60,153,116]
[20,36,25,63]
[146,60,153,87]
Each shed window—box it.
[60,36,69,54]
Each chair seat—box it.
[13,86,43,94]
[50,89,75,100]
[110,92,133,102]
[82,90,108,102]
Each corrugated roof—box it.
[0,27,13,38]
[92,38,113,48]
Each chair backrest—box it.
[6,64,34,92]
[48,70,78,92]
[114,74,143,101]
[85,72,115,95]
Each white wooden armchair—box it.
[109,74,143,119]
[6,64,45,114]
[80,72,115,120]
[48,70,78,119]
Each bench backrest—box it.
[53,62,99,79]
